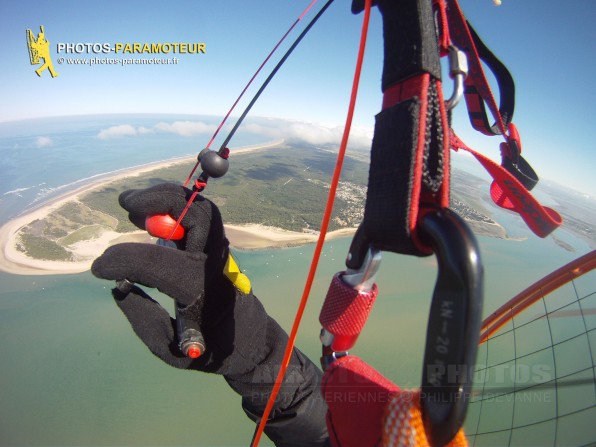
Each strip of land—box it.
[0,140,354,275]
[0,137,519,276]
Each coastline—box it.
[0,137,520,276]
[0,155,197,276]
[0,139,356,276]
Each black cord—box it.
[218,0,336,155]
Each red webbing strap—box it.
[319,273,378,352]
[450,131,562,237]
[433,0,451,56]
[445,0,511,137]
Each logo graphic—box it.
[26,25,58,78]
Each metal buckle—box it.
[418,208,484,446]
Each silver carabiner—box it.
[342,246,382,292]
[445,46,468,111]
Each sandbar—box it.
[0,139,354,276]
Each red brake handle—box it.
[145,214,185,241]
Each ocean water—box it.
[0,116,593,446]
[0,114,271,224]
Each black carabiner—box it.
[418,208,484,446]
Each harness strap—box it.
[463,23,515,136]
[433,0,451,56]
[322,357,470,447]
[446,0,514,136]
[349,0,449,265]
[445,0,561,236]
[450,131,562,237]
[322,355,400,447]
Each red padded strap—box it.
[322,355,400,447]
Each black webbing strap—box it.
[445,0,540,191]
[463,22,516,136]
[352,0,441,85]
[348,0,448,268]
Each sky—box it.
[1,0,595,196]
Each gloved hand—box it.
[91,183,329,446]
[91,182,243,373]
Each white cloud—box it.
[154,121,216,137]
[96,121,214,140]
[242,120,373,151]
[92,118,373,151]
[97,124,137,140]
[137,126,154,134]
[35,136,52,148]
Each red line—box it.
[166,189,199,240]
[249,1,372,445]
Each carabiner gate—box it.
[418,208,484,446]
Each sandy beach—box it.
[226,224,355,250]
[0,140,354,276]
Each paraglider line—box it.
[250,0,371,444]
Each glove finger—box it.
[113,287,193,369]
[119,183,191,217]
[119,183,224,255]
[92,243,206,306]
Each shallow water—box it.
[0,234,590,446]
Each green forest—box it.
[15,143,500,261]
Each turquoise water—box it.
[0,116,593,446]
[0,235,589,446]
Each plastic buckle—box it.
[501,124,538,191]
[418,208,484,447]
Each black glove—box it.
[91,183,329,446]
